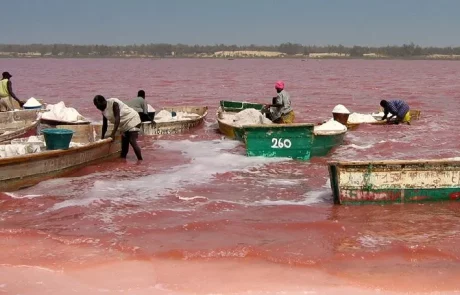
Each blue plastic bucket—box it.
[41,129,74,150]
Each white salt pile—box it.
[23,97,42,108]
[332,104,350,114]
[0,143,42,158]
[314,119,347,135]
[371,111,385,120]
[41,101,87,123]
[347,112,378,123]
[220,108,273,127]
[11,135,45,144]
[154,110,201,123]
[147,104,156,113]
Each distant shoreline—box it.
[1,56,460,61]
[2,42,460,60]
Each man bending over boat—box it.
[262,81,295,123]
[93,95,143,161]
[126,90,151,122]
[0,72,25,111]
[380,99,411,125]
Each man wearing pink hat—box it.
[262,80,295,123]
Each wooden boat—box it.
[217,100,346,159]
[0,120,39,143]
[217,116,245,140]
[243,124,346,160]
[0,109,40,143]
[0,109,43,123]
[0,124,121,192]
[346,109,421,130]
[141,106,208,135]
[328,158,460,205]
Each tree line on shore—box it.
[1,42,460,57]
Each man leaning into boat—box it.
[125,90,151,122]
[380,99,411,125]
[0,72,25,112]
[93,95,143,161]
[262,80,295,124]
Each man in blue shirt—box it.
[380,99,411,125]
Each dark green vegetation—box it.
[1,43,460,59]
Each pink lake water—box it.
[1,58,460,294]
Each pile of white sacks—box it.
[0,136,84,158]
[40,101,88,123]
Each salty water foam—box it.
[46,140,286,210]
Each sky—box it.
[3,0,460,46]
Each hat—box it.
[2,72,12,78]
[275,80,284,90]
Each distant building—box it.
[363,53,386,58]
[308,53,350,58]
[213,51,286,58]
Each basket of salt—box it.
[332,104,350,125]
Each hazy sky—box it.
[3,0,459,46]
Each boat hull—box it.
[0,121,39,143]
[0,110,40,143]
[328,159,460,205]
[311,131,346,157]
[347,109,421,130]
[0,124,121,192]
[243,124,315,160]
[141,106,207,135]
[217,118,244,141]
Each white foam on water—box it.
[177,196,209,201]
[357,235,392,249]
[349,143,375,150]
[262,179,300,186]
[3,193,43,199]
[49,140,287,210]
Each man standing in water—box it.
[0,72,25,111]
[262,81,295,123]
[93,95,143,161]
[126,90,151,122]
[380,99,411,125]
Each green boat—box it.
[219,100,264,113]
[243,124,346,160]
[328,158,460,205]
[217,100,265,141]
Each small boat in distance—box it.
[141,106,208,135]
